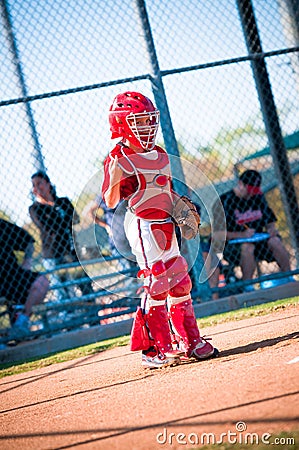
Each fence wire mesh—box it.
[0,0,298,338]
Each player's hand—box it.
[243,227,255,238]
[108,155,122,183]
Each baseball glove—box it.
[172,195,201,240]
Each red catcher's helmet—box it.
[109,91,160,150]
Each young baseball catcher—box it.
[102,91,218,369]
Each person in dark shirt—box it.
[29,172,79,260]
[0,219,49,335]
[29,171,93,299]
[213,170,291,290]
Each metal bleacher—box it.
[0,255,140,347]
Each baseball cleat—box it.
[141,353,181,369]
[190,338,218,360]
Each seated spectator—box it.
[29,171,93,300]
[0,219,49,336]
[212,169,292,291]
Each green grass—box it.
[197,296,299,327]
[0,296,298,378]
[0,335,130,378]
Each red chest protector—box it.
[118,147,174,220]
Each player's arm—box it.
[103,155,123,209]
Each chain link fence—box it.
[0,0,298,340]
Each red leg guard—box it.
[170,298,215,359]
[169,298,201,356]
[146,304,175,356]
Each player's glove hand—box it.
[172,195,201,240]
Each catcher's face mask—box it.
[126,111,160,151]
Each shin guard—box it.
[146,304,176,356]
[169,298,201,356]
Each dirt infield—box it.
[0,304,298,450]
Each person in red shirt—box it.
[102,91,218,369]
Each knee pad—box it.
[150,260,169,300]
[152,260,167,277]
[165,256,192,297]
[169,274,192,297]
[165,256,188,277]
[138,260,170,301]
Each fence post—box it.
[1,0,45,172]
[236,0,299,265]
[277,0,299,95]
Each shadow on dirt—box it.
[217,331,299,358]
[1,390,298,448]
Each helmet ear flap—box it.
[109,111,126,139]
[111,130,120,139]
